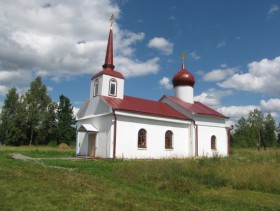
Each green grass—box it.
[0,146,280,210]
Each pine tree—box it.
[55,95,75,145]
[0,88,26,145]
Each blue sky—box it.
[0,0,280,125]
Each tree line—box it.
[232,109,279,148]
[0,77,75,146]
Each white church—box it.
[76,23,230,159]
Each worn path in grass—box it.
[11,152,80,161]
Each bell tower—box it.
[90,15,124,99]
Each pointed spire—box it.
[103,15,115,69]
[92,15,124,80]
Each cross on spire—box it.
[110,14,115,29]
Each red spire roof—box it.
[172,63,195,87]
[92,28,124,80]
[103,29,114,69]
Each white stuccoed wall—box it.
[76,115,113,158]
[195,116,228,157]
[114,112,191,159]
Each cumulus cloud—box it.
[148,37,173,55]
[0,85,9,96]
[194,88,232,109]
[189,52,201,60]
[203,66,237,82]
[260,98,280,112]
[216,98,280,123]
[159,77,173,90]
[115,57,160,77]
[0,0,160,96]
[217,105,259,120]
[268,5,279,16]
[219,56,280,94]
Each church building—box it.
[76,22,230,159]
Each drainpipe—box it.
[226,125,234,156]
[191,120,198,157]
[75,124,78,157]
[86,132,88,161]
[113,109,117,160]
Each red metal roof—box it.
[163,95,228,119]
[92,68,124,80]
[101,95,190,120]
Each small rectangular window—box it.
[109,79,117,96]
[93,80,99,97]
[110,83,116,95]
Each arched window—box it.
[93,79,99,97]
[211,135,216,150]
[138,129,147,148]
[109,78,117,96]
[165,130,173,149]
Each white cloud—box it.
[203,67,237,82]
[148,37,173,55]
[0,70,32,86]
[217,41,226,48]
[260,98,280,112]
[0,0,160,96]
[159,77,173,90]
[47,86,53,92]
[216,98,280,123]
[194,88,232,109]
[217,105,259,120]
[219,56,280,94]
[268,5,279,15]
[115,57,160,77]
[189,52,201,60]
[0,85,9,96]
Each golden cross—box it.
[182,51,186,63]
[110,14,115,29]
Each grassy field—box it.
[0,146,280,210]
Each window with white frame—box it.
[211,135,216,150]
[138,129,147,148]
[109,78,117,96]
[165,130,173,149]
[93,79,99,97]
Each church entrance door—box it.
[88,133,96,157]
